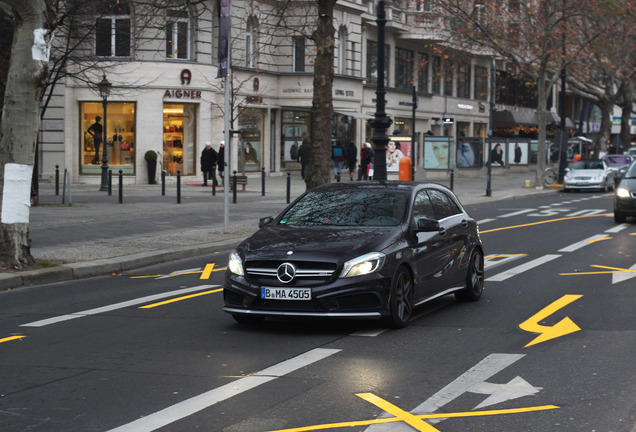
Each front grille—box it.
[245,260,337,287]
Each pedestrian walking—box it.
[200,142,218,186]
[332,141,344,179]
[359,142,374,180]
[217,141,225,186]
[345,141,357,181]
[298,137,311,180]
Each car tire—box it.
[563,187,570,193]
[232,314,264,324]
[455,249,484,302]
[386,266,414,329]
[614,211,626,223]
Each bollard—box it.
[177,170,181,204]
[399,157,412,181]
[108,170,112,196]
[450,169,455,191]
[55,165,60,196]
[118,170,123,204]
[212,171,216,196]
[336,172,341,183]
[286,172,291,204]
[161,170,166,196]
[261,167,266,196]
[232,171,237,204]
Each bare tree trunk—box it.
[619,82,633,153]
[0,0,49,269]
[535,67,549,187]
[305,0,335,190]
[595,97,614,158]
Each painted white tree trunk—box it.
[0,0,49,269]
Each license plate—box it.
[261,287,311,300]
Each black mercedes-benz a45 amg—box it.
[223,181,484,328]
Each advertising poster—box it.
[507,141,529,165]
[424,137,452,170]
[387,137,412,172]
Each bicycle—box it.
[543,167,557,186]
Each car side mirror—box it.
[564,168,570,173]
[416,217,440,232]
[259,216,274,228]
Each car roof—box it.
[310,181,451,193]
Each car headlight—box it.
[228,250,244,276]
[340,252,386,278]
[616,187,631,198]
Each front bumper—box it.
[564,179,604,190]
[614,195,636,216]
[223,272,392,319]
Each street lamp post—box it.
[368,0,392,181]
[97,74,112,191]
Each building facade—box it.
[40,0,504,185]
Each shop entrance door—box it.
[162,104,196,176]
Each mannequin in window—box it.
[87,116,103,164]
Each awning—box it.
[334,110,373,120]
[493,110,536,128]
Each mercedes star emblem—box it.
[276,262,296,284]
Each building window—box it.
[474,65,488,101]
[166,9,190,59]
[418,53,429,93]
[163,104,197,176]
[444,61,454,96]
[337,26,347,74]
[367,40,389,86]
[293,37,305,72]
[432,56,441,94]
[95,2,131,57]
[246,16,259,68]
[395,48,414,89]
[81,102,136,175]
[457,62,470,99]
[281,110,310,170]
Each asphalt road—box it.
[0,191,634,432]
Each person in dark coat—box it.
[298,137,311,180]
[359,142,374,180]
[345,141,357,181]
[200,142,218,186]
[217,141,225,186]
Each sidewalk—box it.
[0,168,555,290]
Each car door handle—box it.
[438,227,447,236]
[461,219,468,227]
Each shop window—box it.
[95,2,131,57]
[163,104,197,176]
[238,108,265,172]
[166,9,190,59]
[80,102,136,175]
[281,110,310,170]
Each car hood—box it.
[238,224,403,262]
[618,178,636,190]
[567,169,605,176]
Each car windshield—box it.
[603,156,631,166]
[279,189,408,227]
[573,160,604,170]
[624,162,636,179]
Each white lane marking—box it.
[106,348,341,432]
[486,255,561,282]
[20,285,218,328]
[477,218,496,225]
[566,209,606,217]
[613,263,636,285]
[484,254,526,270]
[364,354,534,431]
[606,223,630,233]
[558,234,609,252]
[157,267,202,279]
[351,329,388,337]
[498,209,535,218]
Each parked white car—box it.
[563,159,616,192]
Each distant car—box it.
[223,182,484,328]
[602,154,633,186]
[563,159,615,192]
[627,148,636,157]
[614,160,636,223]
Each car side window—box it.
[428,189,462,220]
[412,190,436,225]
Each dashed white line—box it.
[486,255,561,282]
